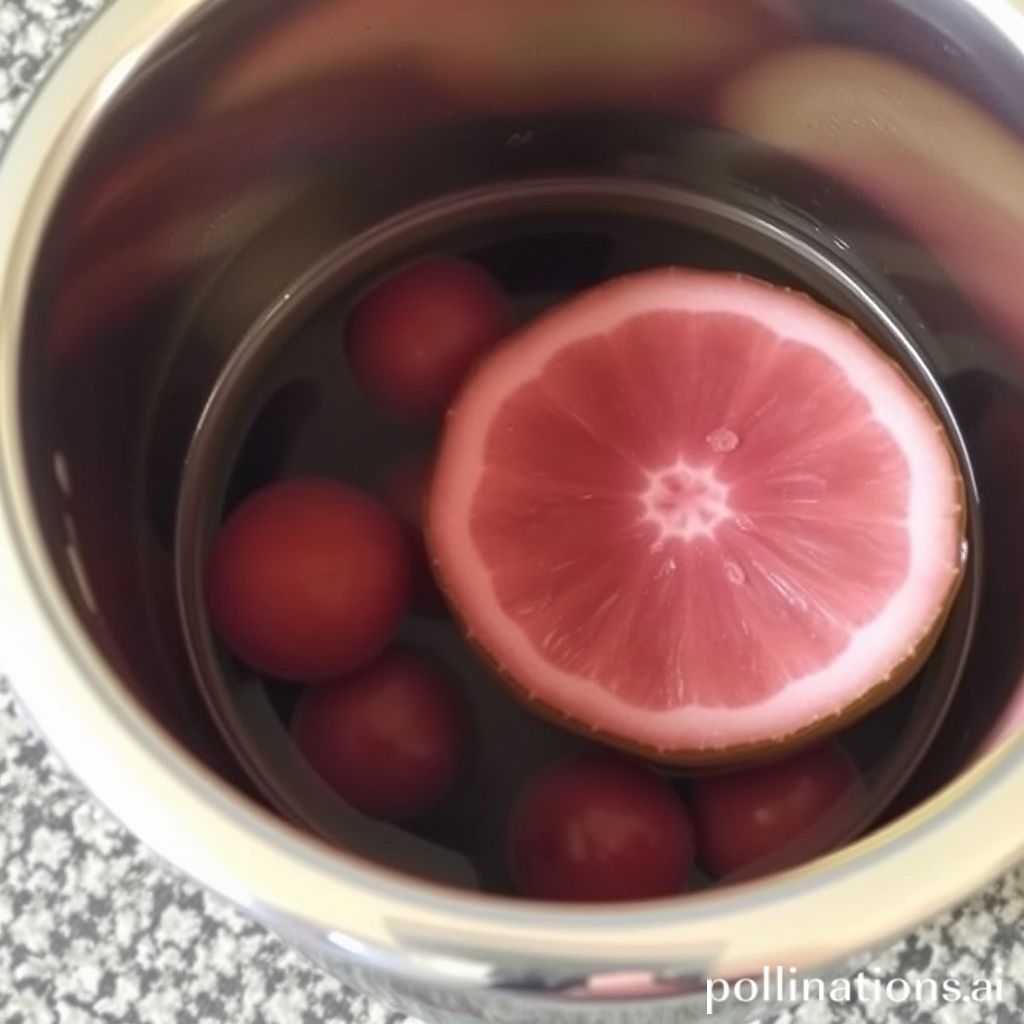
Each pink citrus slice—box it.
[428,269,966,763]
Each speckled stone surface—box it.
[2,3,1024,1022]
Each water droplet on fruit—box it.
[735,515,754,532]
[706,428,740,453]
[655,556,679,581]
[724,561,746,585]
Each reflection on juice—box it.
[718,45,1024,357]
[208,0,801,116]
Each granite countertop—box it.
[2,3,1024,1022]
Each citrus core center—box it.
[642,460,731,541]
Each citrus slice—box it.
[428,269,966,763]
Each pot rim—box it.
[2,0,1024,998]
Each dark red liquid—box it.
[191,189,979,896]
